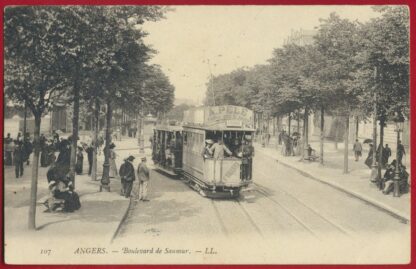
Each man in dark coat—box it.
[119,155,135,198]
[85,143,94,176]
[4,133,14,166]
[14,141,25,178]
[382,144,392,168]
[56,139,71,175]
[23,135,33,165]
[397,140,406,165]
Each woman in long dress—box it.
[75,146,84,175]
[109,143,118,178]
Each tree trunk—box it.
[301,109,308,161]
[355,115,359,140]
[23,102,27,138]
[371,91,378,182]
[343,115,350,174]
[377,118,385,183]
[297,110,300,134]
[100,100,112,191]
[92,99,100,181]
[288,113,291,137]
[28,114,41,230]
[272,116,276,136]
[69,79,80,187]
[320,106,324,165]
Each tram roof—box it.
[154,125,183,132]
[182,123,255,132]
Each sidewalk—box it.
[255,140,411,222]
[4,151,131,246]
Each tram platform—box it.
[255,141,410,223]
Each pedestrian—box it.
[55,139,71,176]
[4,133,14,166]
[40,134,48,167]
[352,139,362,162]
[397,140,405,165]
[383,144,392,168]
[109,143,118,178]
[137,157,150,201]
[119,155,135,198]
[365,144,374,169]
[75,146,84,175]
[13,141,24,178]
[23,134,33,166]
[85,143,94,175]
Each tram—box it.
[152,124,183,176]
[181,105,255,198]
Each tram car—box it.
[181,105,255,198]
[152,124,183,176]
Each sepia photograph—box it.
[3,4,411,265]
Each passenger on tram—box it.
[201,139,214,159]
[165,145,172,166]
[208,138,232,160]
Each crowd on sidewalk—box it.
[257,130,410,197]
[4,130,153,215]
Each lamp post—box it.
[393,112,404,197]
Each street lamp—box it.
[393,111,404,197]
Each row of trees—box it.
[5,6,174,229]
[204,6,409,173]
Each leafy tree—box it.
[5,6,73,229]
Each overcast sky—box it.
[142,5,380,105]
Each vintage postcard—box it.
[3,4,411,265]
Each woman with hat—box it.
[109,143,118,178]
[119,155,136,198]
[75,146,84,175]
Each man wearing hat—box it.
[201,139,214,159]
[137,157,150,201]
[119,155,136,198]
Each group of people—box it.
[380,159,409,195]
[201,137,254,180]
[3,132,33,178]
[119,155,150,201]
[352,139,408,195]
[278,130,302,157]
[354,139,406,169]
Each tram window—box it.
[183,132,187,145]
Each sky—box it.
[142,5,381,105]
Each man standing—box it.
[382,144,392,168]
[14,141,24,178]
[119,156,135,198]
[4,133,14,166]
[208,138,232,160]
[85,143,94,176]
[397,140,406,165]
[137,157,150,201]
[353,139,363,162]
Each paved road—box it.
[114,149,409,244]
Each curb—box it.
[257,147,410,223]
[110,196,134,243]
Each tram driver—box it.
[208,138,232,160]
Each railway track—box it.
[252,182,352,239]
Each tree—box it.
[5,6,72,229]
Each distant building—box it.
[284,29,317,46]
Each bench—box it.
[304,149,319,162]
